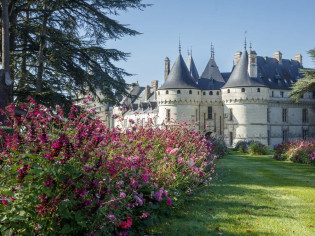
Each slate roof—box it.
[186,54,199,83]
[199,57,226,90]
[223,50,266,88]
[124,101,158,115]
[256,56,303,90]
[159,53,199,90]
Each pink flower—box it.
[141,212,150,218]
[120,192,126,198]
[108,214,116,221]
[167,197,172,206]
[141,174,149,183]
[154,190,163,202]
[35,224,41,231]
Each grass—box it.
[149,151,315,235]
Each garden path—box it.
[152,151,315,235]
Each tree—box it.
[0,0,12,122]
[290,49,315,102]
[0,0,148,111]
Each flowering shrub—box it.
[273,139,315,165]
[206,135,228,158]
[248,142,268,155]
[0,98,219,235]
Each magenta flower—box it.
[167,197,172,206]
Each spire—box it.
[249,41,252,51]
[211,43,215,59]
[244,30,247,50]
[187,48,190,56]
[190,46,192,56]
[178,36,181,54]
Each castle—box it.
[107,43,315,147]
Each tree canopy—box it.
[290,48,315,101]
[0,0,148,110]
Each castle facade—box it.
[111,44,315,147]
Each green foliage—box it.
[290,48,315,101]
[248,142,268,155]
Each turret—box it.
[295,54,302,66]
[164,57,170,81]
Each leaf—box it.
[60,224,72,234]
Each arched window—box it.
[177,90,181,94]
[209,91,213,95]
[216,91,219,95]
[203,92,206,95]
[166,90,169,94]
[241,88,245,92]
[257,88,260,92]
[227,89,230,93]
[189,90,192,94]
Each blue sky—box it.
[108,0,315,87]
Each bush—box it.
[0,97,219,235]
[273,139,315,165]
[206,135,228,158]
[248,142,268,155]
[234,140,255,153]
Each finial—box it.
[250,41,252,51]
[179,34,181,54]
[187,48,190,56]
[211,42,214,59]
[244,30,247,50]
[190,46,192,56]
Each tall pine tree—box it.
[0,0,148,111]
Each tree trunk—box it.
[36,13,48,93]
[0,0,11,122]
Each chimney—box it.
[164,57,170,81]
[151,80,158,100]
[145,85,150,101]
[295,54,302,66]
[234,51,242,65]
[274,51,282,64]
[248,50,257,78]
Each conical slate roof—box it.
[159,53,199,90]
[186,54,199,83]
[223,50,266,88]
[198,56,225,90]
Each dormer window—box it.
[280,91,284,97]
[257,88,260,92]
[216,91,219,95]
[241,88,245,92]
[166,90,169,94]
[227,89,230,93]
[177,90,181,94]
[189,90,192,94]
[209,91,213,95]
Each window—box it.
[267,130,270,146]
[166,109,170,122]
[219,116,222,135]
[227,89,230,93]
[195,109,198,122]
[209,91,213,95]
[229,132,233,146]
[313,91,315,99]
[229,108,233,121]
[203,91,206,95]
[124,119,127,127]
[198,91,200,95]
[257,88,261,92]
[241,88,245,92]
[300,94,304,99]
[302,129,308,140]
[189,90,192,94]
[216,91,220,95]
[272,91,274,97]
[282,129,288,142]
[166,90,169,94]
[280,91,284,97]
[267,108,270,122]
[177,90,181,94]
[214,113,217,132]
[208,107,212,119]
[302,109,308,123]
[282,108,288,123]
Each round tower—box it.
[157,52,201,129]
[221,47,269,146]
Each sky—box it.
[108,0,315,87]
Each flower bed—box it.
[0,98,222,235]
[273,139,315,165]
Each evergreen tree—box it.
[0,0,148,111]
[290,49,315,101]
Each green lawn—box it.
[150,151,315,235]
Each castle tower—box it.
[222,46,269,146]
[186,51,199,83]
[157,50,201,128]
